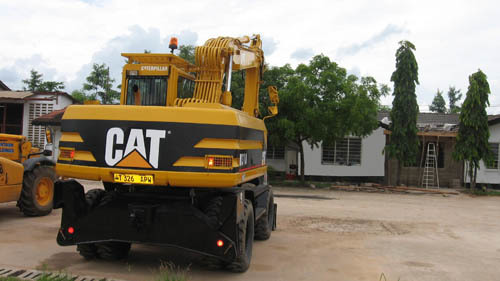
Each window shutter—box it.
[28,103,53,148]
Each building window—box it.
[267,147,285,160]
[321,137,362,166]
[486,143,499,169]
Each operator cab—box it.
[120,53,196,107]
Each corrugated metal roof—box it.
[0,80,11,91]
[378,111,459,125]
[0,91,33,99]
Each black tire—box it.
[84,189,106,212]
[226,199,254,273]
[98,190,118,207]
[204,196,223,228]
[76,189,106,260]
[255,191,274,240]
[77,243,98,260]
[102,182,115,192]
[95,242,131,260]
[18,165,56,216]
[199,196,225,270]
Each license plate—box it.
[113,173,154,185]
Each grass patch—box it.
[153,262,189,281]
[269,180,332,189]
[467,189,500,196]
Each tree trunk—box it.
[469,162,475,192]
[396,160,402,186]
[299,141,305,183]
[473,165,478,192]
[299,144,305,183]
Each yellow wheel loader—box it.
[53,35,278,272]
[0,134,56,216]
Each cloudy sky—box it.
[1,0,499,112]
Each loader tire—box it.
[18,165,56,216]
[226,199,254,273]
[254,191,274,240]
[96,242,131,260]
[77,243,98,260]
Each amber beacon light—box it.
[169,37,178,53]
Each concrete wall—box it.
[301,127,385,177]
[470,123,500,184]
[267,148,298,173]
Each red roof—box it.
[32,108,67,126]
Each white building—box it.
[0,91,76,148]
[267,113,387,181]
[468,115,500,186]
[300,127,385,179]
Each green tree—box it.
[429,89,446,113]
[447,86,462,113]
[71,90,87,103]
[453,70,491,191]
[178,45,195,64]
[40,81,65,92]
[266,55,381,181]
[386,40,420,186]
[83,63,120,104]
[22,69,43,91]
[22,69,66,92]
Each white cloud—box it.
[337,24,407,57]
[291,48,314,60]
[0,0,498,113]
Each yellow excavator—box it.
[53,34,278,272]
[0,133,56,216]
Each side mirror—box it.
[264,86,279,120]
[43,150,53,156]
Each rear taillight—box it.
[59,147,75,161]
[205,155,233,169]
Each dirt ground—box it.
[1,181,500,281]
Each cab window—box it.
[126,76,167,106]
[177,76,195,99]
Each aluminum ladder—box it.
[422,142,440,189]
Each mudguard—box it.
[22,156,55,172]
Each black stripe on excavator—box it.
[59,119,264,171]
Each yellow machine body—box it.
[56,35,278,188]
[0,134,31,203]
[0,157,23,203]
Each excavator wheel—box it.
[77,189,106,259]
[18,165,56,216]
[226,199,254,273]
[254,191,274,240]
[76,189,131,260]
[95,242,131,260]
[199,196,226,270]
[77,243,98,260]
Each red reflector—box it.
[217,240,224,247]
[67,227,75,234]
[70,150,75,158]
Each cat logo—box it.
[105,127,166,169]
